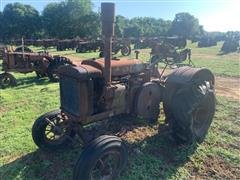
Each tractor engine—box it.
[58,58,147,124]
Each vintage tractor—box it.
[75,40,102,53]
[150,40,193,68]
[99,40,131,57]
[0,50,72,88]
[31,3,216,179]
[56,39,81,51]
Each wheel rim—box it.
[90,151,121,180]
[44,115,70,144]
[52,71,59,80]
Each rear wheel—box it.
[32,109,75,151]
[0,73,17,89]
[47,56,72,82]
[169,81,215,144]
[73,135,128,180]
[121,45,131,56]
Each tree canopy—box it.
[0,0,232,41]
[169,12,201,38]
[1,3,41,40]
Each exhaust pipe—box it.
[101,3,115,85]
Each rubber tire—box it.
[121,45,131,56]
[0,73,17,89]
[47,57,72,82]
[32,109,75,151]
[169,81,216,144]
[99,51,104,58]
[14,46,33,53]
[35,71,46,79]
[73,135,128,180]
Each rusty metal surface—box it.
[135,82,162,121]
[82,58,146,77]
[166,66,215,85]
[101,3,115,85]
[58,64,102,80]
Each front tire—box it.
[0,73,17,89]
[73,135,128,180]
[32,109,75,151]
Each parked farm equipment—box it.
[76,40,102,53]
[99,40,131,57]
[150,41,193,68]
[134,36,187,50]
[31,3,216,180]
[0,49,72,88]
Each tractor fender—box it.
[165,66,215,86]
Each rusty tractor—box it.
[99,40,131,57]
[0,49,72,88]
[150,40,193,68]
[56,39,82,51]
[75,40,102,53]
[31,3,216,179]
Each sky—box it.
[0,0,239,32]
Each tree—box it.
[169,12,201,38]
[77,12,101,38]
[0,12,3,40]
[2,3,40,39]
[42,0,93,38]
[115,15,127,37]
[42,2,67,38]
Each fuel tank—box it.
[81,58,146,77]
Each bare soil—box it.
[215,76,240,100]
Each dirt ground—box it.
[215,76,240,100]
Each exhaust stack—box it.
[101,3,115,85]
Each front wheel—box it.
[73,135,128,180]
[32,109,75,151]
[169,81,216,144]
[0,73,17,89]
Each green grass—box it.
[0,43,239,179]
[0,75,239,179]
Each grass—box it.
[0,42,239,179]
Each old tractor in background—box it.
[150,39,193,70]
[134,36,187,50]
[56,39,83,51]
[31,3,216,180]
[99,40,131,57]
[75,40,102,53]
[0,48,72,88]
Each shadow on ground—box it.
[15,76,54,89]
[0,118,198,180]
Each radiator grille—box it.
[60,76,81,117]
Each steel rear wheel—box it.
[73,135,128,180]
[32,109,75,151]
